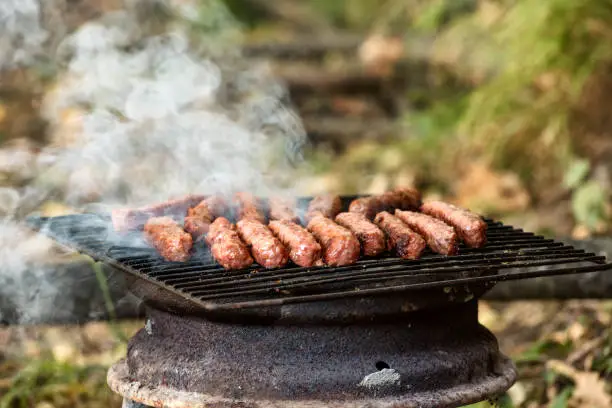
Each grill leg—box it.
[122,399,151,408]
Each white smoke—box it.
[0,0,49,70]
[38,1,306,206]
[0,0,309,324]
[0,220,60,324]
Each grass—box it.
[0,355,121,408]
[0,260,131,408]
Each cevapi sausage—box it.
[349,187,421,220]
[144,216,193,262]
[394,210,458,255]
[268,196,299,223]
[237,219,289,268]
[234,192,265,223]
[206,217,253,270]
[374,211,426,260]
[112,194,206,232]
[306,194,342,221]
[307,215,361,266]
[420,201,487,248]
[335,212,386,257]
[184,196,226,240]
[268,220,323,267]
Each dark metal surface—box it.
[108,302,516,408]
[26,196,612,318]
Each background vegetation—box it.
[0,1,611,407]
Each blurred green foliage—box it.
[460,0,612,177]
[278,0,612,229]
[0,355,118,408]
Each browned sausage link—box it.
[420,201,487,248]
[236,219,289,268]
[374,212,426,260]
[234,192,265,223]
[206,217,253,270]
[205,217,232,245]
[394,210,458,255]
[112,194,207,232]
[268,220,323,267]
[335,212,386,257]
[307,215,361,266]
[184,196,226,240]
[349,188,422,220]
[268,196,299,223]
[144,217,193,262]
[306,194,342,221]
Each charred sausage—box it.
[374,211,426,260]
[236,219,289,268]
[234,192,265,223]
[394,210,458,255]
[112,194,206,232]
[307,215,361,266]
[420,201,487,248]
[349,187,421,220]
[206,217,253,270]
[144,216,193,262]
[306,194,342,221]
[269,220,323,267]
[335,212,386,257]
[268,196,299,223]
[184,196,226,240]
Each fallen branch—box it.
[303,116,395,146]
[566,334,608,366]
[277,68,390,95]
[243,35,362,59]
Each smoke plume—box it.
[0,0,309,324]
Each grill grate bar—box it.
[201,263,609,311]
[26,211,612,311]
[190,255,604,299]
[113,231,561,274]
[167,248,589,290]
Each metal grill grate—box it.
[26,211,612,311]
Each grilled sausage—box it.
[420,201,487,248]
[236,219,289,268]
[234,192,265,223]
[112,194,206,232]
[335,212,386,257]
[349,188,421,220]
[394,210,458,255]
[144,216,193,262]
[307,215,361,266]
[184,196,226,240]
[206,217,253,270]
[206,217,232,245]
[374,211,426,260]
[268,196,299,223]
[269,220,323,267]
[306,194,343,222]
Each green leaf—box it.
[549,386,573,408]
[563,159,590,189]
[571,180,608,229]
[413,0,448,31]
[516,339,573,363]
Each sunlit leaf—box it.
[571,180,608,229]
[563,159,590,189]
[549,387,573,408]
